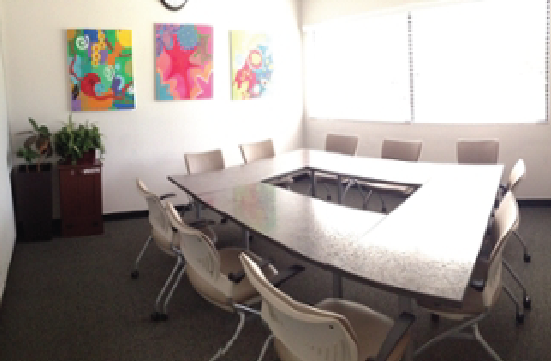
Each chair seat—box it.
[186,248,277,311]
[274,298,409,361]
[357,179,416,196]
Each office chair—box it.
[306,133,359,201]
[343,139,422,212]
[184,148,228,224]
[133,178,217,321]
[239,139,294,189]
[239,252,415,361]
[167,201,304,361]
[416,191,519,361]
[457,138,499,164]
[497,159,532,311]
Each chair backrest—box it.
[482,191,518,308]
[136,178,173,243]
[167,202,232,297]
[240,253,359,361]
[506,159,525,192]
[184,149,225,174]
[325,134,359,156]
[239,139,275,164]
[381,139,423,162]
[457,139,499,164]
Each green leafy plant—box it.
[54,114,105,165]
[15,118,53,172]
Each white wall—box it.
[3,0,304,215]
[302,0,551,199]
[0,0,16,302]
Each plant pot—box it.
[11,163,53,242]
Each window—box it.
[304,0,549,124]
[305,12,411,122]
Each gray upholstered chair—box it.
[239,139,294,188]
[166,201,279,360]
[133,178,217,321]
[306,133,359,201]
[416,191,519,361]
[239,252,415,361]
[457,139,499,164]
[344,139,422,212]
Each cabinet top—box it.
[58,161,102,169]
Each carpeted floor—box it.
[0,181,549,361]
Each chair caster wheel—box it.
[516,313,524,325]
[151,312,161,322]
[523,296,532,310]
[151,312,168,322]
[524,253,531,263]
[327,195,332,201]
[430,314,440,323]
[131,270,139,279]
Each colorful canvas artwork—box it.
[231,31,274,100]
[67,29,135,111]
[155,24,213,100]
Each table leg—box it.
[337,175,343,204]
[243,229,250,250]
[332,273,343,298]
[310,169,316,197]
[195,201,202,219]
[399,296,415,361]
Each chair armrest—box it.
[228,258,273,284]
[367,312,416,361]
[269,264,305,288]
[159,192,176,201]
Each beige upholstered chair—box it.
[239,252,415,361]
[239,139,275,164]
[184,149,227,224]
[308,133,359,201]
[416,191,519,361]
[344,139,422,212]
[133,179,217,321]
[166,202,279,360]
[498,159,532,312]
[457,139,499,164]
[185,148,225,174]
[239,139,294,188]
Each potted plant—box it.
[54,114,105,237]
[11,117,54,241]
[54,114,105,165]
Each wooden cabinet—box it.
[11,164,53,242]
[58,162,103,237]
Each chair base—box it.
[415,313,504,361]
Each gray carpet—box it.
[0,181,549,361]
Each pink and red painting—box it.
[155,24,213,100]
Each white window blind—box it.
[305,13,411,122]
[412,0,548,123]
[304,0,549,124]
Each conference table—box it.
[168,148,503,358]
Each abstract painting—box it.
[231,31,273,100]
[67,29,135,111]
[155,24,213,100]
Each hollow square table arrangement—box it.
[169,149,502,307]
